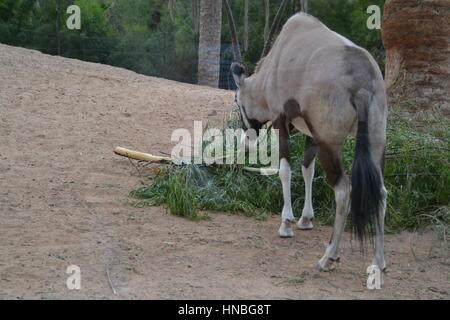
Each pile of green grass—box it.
[130,105,449,234]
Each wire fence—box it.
[0,22,236,90]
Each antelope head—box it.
[223,0,272,139]
[230,62,265,133]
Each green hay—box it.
[130,105,449,233]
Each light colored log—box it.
[243,166,278,175]
[114,147,172,163]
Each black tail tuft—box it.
[350,89,383,244]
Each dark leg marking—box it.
[283,98,302,120]
[282,98,318,168]
[272,114,290,160]
[303,136,318,168]
[288,123,296,133]
[317,144,343,187]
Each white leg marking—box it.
[317,178,350,271]
[298,160,315,230]
[278,158,295,238]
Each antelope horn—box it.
[260,0,289,60]
[223,0,242,63]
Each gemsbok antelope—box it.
[223,2,388,277]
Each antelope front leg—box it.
[298,136,317,230]
[298,161,315,229]
[274,115,295,238]
[278,158,295,237]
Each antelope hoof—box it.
[315,257,339,272]
[278,219,295,238]
[298,216,314,230]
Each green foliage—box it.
[106,0,198,83]
[61,0,114,63]
[0,0,114,62]
[0,0,386,83]
[382,108,450,232]
[131,166,209,220]
[131,106,449,233]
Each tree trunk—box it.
[382,0,450,112]
[197,0,222,87]
[168,0,177,22]
[301,0,308,13]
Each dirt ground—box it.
[0,43,448,300]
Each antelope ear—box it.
[231,62,246,88]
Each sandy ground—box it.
[0,43,448,300]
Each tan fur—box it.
[232,12,388,275]
[240,12,387,148]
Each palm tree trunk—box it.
[301,0,308,13]
[198,0,222,87]
[382,0,450,112]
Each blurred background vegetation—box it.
[0,0,385,87]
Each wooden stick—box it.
[114,147,172,163]
[115,147,279,176]
[243,166,278,175]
